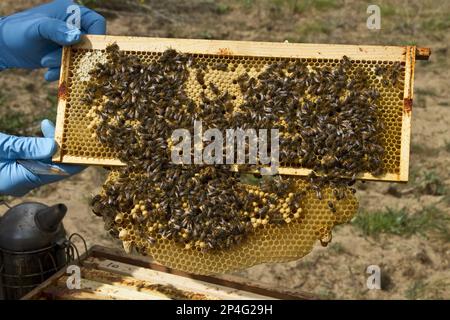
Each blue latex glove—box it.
[0,0,106,81]
[0,120,85,197]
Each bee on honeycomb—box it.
[82,44,395,274]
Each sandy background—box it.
[0,0,449,299]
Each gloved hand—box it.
[0,120,85,197]
[0,0,106,81]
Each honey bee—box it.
[196,70,205,85]
[327,201,336,213]
[209,82,220,95]
[213,62,228,71]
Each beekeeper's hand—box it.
[0,0,106,81]
[0,120,84,197]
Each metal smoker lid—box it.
[0,202,67,252]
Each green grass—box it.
[408,165,423,183]
[0,88,58,136]
[300,0,338,11]
[415,171,446,196]
[198,30,215,39]
[405,280,427,300]
[401,40,418,46]
[241,0,254,9]
[43,93,58,124]
[442,194,450,206]
[416,206,450,241]
[0,90,5,105]
[405,279,450,300]
[215,3,231,14]
[312,0,338,10]
[421,15,450,32]
[270,0,338,13]
[444,140,450,153]
[297,20,332,40]
[27,91,58,136]
[353,207,411,237]
[352,206,450,239]
[329,242,346,254]
[0,89,26,135]
[0,110,26,136]
[380,4,397,17]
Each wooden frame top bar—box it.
[76,35,430,62]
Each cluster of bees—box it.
[87,44,389,252]
[91,165,307,251]
[375,62,402,87]
[233,56,389,181]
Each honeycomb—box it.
[55,41,408,181]
[104,171,358,275]
[53,38,417,274]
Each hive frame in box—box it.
[53,35,430,182]
[22,245,314,300]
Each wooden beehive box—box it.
[52,35,430,182]
[22,246,313,300]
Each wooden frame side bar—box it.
[398,46,416,182]
[52,46,72,163]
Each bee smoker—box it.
[0,202,70,300]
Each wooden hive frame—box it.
[22,245,314,300]
[53,35,430,182]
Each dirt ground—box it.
[0,0,449,299]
